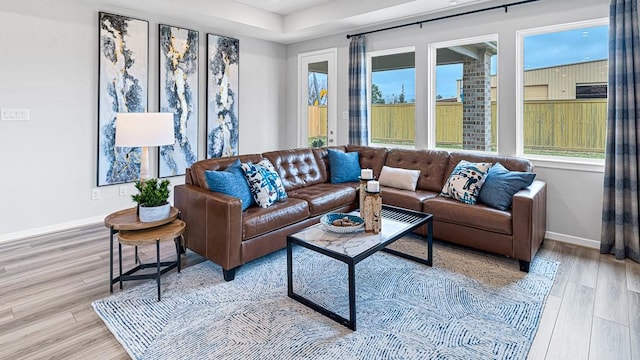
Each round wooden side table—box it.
[104,207,183,301]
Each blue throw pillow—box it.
[327,149,361,183]
[205,159,255,211]
[478,162,536,210]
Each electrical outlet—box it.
[91,189,101,200]
[119,186,126,196]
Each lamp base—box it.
[140,146,151,180]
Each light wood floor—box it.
[0,224,638,360]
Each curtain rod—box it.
[346,0,541,39]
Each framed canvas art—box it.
[206,34,239,158]
[158,24,199,178]
[97,12,148,186]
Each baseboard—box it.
[1,218,602,251]
[0,215,106,244]
[545,231,600,249]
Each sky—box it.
[373,68,416,103]
[372,24,608,100]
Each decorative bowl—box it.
[320,213,365,233]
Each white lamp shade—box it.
[115,112,175,147]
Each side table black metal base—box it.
[116,237,182,301]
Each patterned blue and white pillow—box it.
[241,159,288,208]
[440,160,492,204]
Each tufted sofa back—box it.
[186,146,534,195]
[187,154,264,189]
[445,152,533,185]
[311,145,346,184]
[384,149,450,192]
[263,148,326,192]
[346,145,389,179]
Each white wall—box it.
[0,1,285,240]
[285,0,609,246]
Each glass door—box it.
[299,49,337,148]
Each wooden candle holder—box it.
[358,176,375,212]
[359,178,367,211]
[363,191,382,234]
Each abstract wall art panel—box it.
[97,12,148,186]
[206,34,239,158]
[159,24,199,178]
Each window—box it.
[519,21,608,159]
[430,35,498,153]
[576,83,607,99]
[367,48,415,147]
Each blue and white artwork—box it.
[207,34,239,158]
[159,24,199,178]
[98,12,148,186]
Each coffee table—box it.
[286,205,433,330]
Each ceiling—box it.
[98,0,502,44]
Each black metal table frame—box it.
[287,205,433,331]
[108,227,183,301]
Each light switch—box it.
[1,108,30,121]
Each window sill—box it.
[525,155,605,173]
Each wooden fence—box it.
[434,102,496,148]
[369,104,416,144]
[308,100,606,154]
[523,100,606,153]
[307,105,328,140]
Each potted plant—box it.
[132,178,171,222]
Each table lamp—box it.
[115,112,175,180]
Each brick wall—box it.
[462,49,493,151]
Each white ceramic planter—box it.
[138,203,171,223]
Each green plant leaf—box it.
[131,178,170,207]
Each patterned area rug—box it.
[93,235,558,360]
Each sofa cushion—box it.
[379,166,421,191]
[288,183,356,216]
[204,159,254,211]
[242,198,310,240]
[424,197,513,235]
[345,145,389,178]
[479,163,537,210]
[380,187,438,211]
[440,160,492,205]
[263,148,326,191]
[384,148,450,192]
[327,149,361,183]
[242,159,288,208]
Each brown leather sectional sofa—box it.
[174,145,546,281]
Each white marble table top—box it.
[290,211,412,258]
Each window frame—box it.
[427,34,499,153]
[366,46,416,149]
[516,18,608,172]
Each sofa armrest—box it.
[174,184,244,270]
[512,180,547,264]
